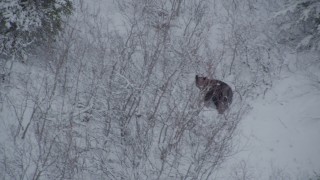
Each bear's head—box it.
[195,75,210,89]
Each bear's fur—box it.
[195,75,233,114]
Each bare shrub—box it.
[0,0,264,179]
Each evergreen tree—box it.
[0,0,73,59]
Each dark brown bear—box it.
[195,75,233,114]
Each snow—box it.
[273,1,298,18]
[1,0,320,179]
[219,53,320,179]
[298,35,313,48]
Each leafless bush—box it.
[229,160,255,180]
[0,0,267,179]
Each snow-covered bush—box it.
[3,0,309,179]
[0,0,73,59]
[0,0,249,179]
[199,0,286,100]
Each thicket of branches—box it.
[272,0,320,51]
[1,0,315,179]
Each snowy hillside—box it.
[219,51,320,179]
[0,0,319,179]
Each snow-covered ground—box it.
[68,2,320,178]
[219,52,320,179]
[1,0,319,179]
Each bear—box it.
[195,75,233,114]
